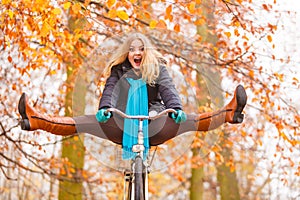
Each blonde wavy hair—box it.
[103,32,166,85]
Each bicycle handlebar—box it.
[106,108,177,120]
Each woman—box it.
[18,32,247,159]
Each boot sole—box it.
[233,85,247,123]
[18,93,31,130]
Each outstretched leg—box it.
[18,93,123,144]
[195,84,247,131]
[148,85,247,145]
[18,93,76,135]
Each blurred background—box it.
[0,0,299,199]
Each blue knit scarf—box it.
[122,78,149,160]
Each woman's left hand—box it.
[171,110,187,124]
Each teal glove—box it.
[171,110,187,124]
[96,108,111,123]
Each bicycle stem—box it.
[132,119,146,155]
[138,120,144,146]
[138,119,144,156]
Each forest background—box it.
[0,0,299,199]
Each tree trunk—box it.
[58,16,87,200]
[190,0,215,199]
[190,149,204,200]
[216,145,241,200]
[58,71,86,200]
[190,1,240,199]
[200,0,241,199]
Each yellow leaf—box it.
[241,130,246,137]
[73,135,79,141]
[2,0,12,5]
[194,18,205,26]
[117,10,129,20]
[166,5,172,16]
[52,8,61,15]
[242,35,249,41]
[292,77,299,83]
[248,70,254,79]
[149,20,157,29]
[106,0,116,8]
[234,29,240,36]
[144,12,150,19]
[60,168,66,175]
[63,2,72,10]
[108,9,117,18]
[40,22,51,37]
[82,170,88,179]
[8,10,14,19]
[50,70,57,75]
[35,0,47,10]
[12,83,17,90]
[165,5,173,21]
[267,35,272,42]
[84,0,91,7]
[70,168,76,173]
[257,139,262,146]
[274,72,283,81]
[174,24,180,32]
[222,52,228,59]
[188,2,195,14]
[156,19,167,29]
[224,32,231,38]
[72,3,81,14]
[233,20,240,27]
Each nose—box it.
[134,49,141,55]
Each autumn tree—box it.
[1,0,299,199]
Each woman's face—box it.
[128,39,144,69]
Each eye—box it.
[139,47,144,51]
[129,47,134,52]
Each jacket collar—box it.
[122,58,132,71]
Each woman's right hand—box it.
[96,108,112,123]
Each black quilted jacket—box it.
[98,59,182,112]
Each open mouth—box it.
[134,58,142,66]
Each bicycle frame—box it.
[106,108,177,200]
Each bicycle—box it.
[105,108,177,200]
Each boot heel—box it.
[236,85,247,113]
[21,119,31,130]
[233,113,244,123]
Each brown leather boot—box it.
[195,85,247,131]
[18,93,76,135]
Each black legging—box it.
[73,114,197,146]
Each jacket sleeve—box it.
[157,66,183,110]
[98,66,120,109]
